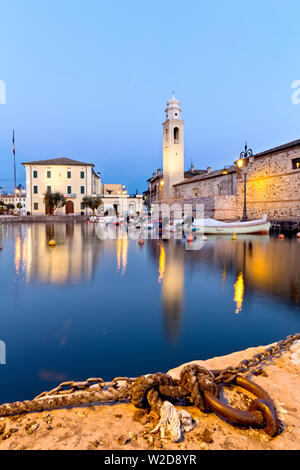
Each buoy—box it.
[232,233,237,240]
[296,232,300,239]
[187,233,194,243]
[278,233,285,240]
[48,239,56,247]
[201,235,208,241]
[138,237,144,246]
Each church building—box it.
[145,95,300,221]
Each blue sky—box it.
[0,0,300,193]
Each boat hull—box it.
[202,221,271,235]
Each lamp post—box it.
[236,143,252,222]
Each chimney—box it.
[153,172,156,178]
[97,172,101,179]
[207,166,211,173]
[190,164,194,174]
[157,168,161,176]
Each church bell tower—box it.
[162,94,184,199]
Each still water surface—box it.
[0,222,299,403]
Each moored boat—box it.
[193,214,270,235]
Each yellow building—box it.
[22,158,102,215]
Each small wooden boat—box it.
[193,214,270,235]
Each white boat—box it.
[106,216,125,225]
[193,214,270,235]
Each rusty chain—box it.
[0,333,298,437]
[214,333,300,384]
[35,333,300,398]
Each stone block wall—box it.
[236,147,300,219]
[160,195,236,220]
[175,172,236,199]
[160,197,215,218]
[214,195,237,220]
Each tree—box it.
[0,201,5,215]
[82,196,103,215]
[16,202,22,214]
[5,203,15,213]
[44,191,66,215]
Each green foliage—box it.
[44,191,66,215]
[81,196,103,214]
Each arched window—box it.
[174,127,179,143]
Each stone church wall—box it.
[174,172,236,199]
[236,147,300,219]
[160,195,236,220]
[214,195,237,220]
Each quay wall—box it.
[0,215,88,224]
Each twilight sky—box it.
[0,0,300,193]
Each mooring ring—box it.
[203,373,280,437]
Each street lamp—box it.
[236,143,252,222]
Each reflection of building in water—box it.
[20,223,102,283]
[188,237,300,311]
[149,241,184,343]
[158,245,165,283]
[162,242,184,342]
[117,238,128,275]
[14,229,28,276]
[234,273,244,314]
[236,239,300,304]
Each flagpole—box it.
[13,130,16,197]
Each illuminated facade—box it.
[162,94,184,199]
[22,158,144,216]
[236,140,300,219]
[100,184,143,216]
[22,158,102,215]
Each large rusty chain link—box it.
[0,333,298,438]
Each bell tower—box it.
[162,94,184,199]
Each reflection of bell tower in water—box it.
[161,243,184,343]
[162,94,184,199]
